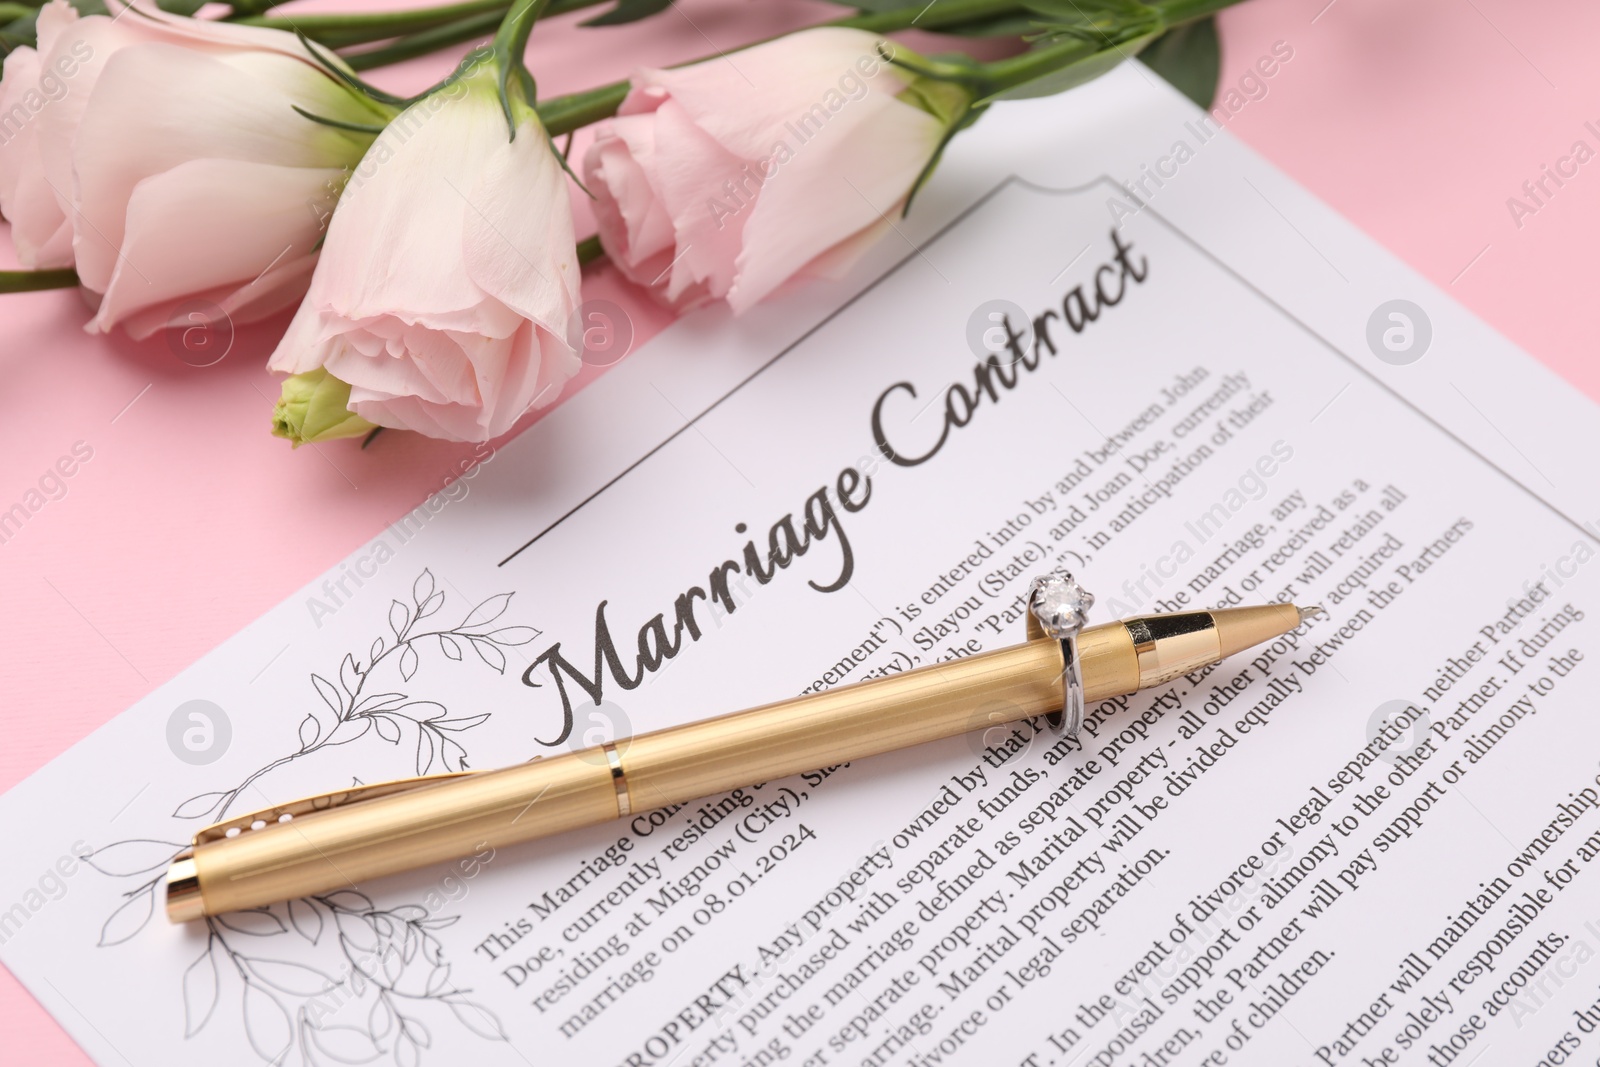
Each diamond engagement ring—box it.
[1027,573,1095,738]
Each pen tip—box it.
[1296,605,1326,625]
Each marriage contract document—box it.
[7,62,1600,1067]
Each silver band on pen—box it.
[1026,573,1095,739]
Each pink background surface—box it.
[3,0,1596,1057]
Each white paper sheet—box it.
[7,61,1600,1067]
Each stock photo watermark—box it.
[0,841,94,946]
[568,299,635,367]
[165,300,234,368]
[0,440,94,547]
[1096,439,1296,616]
[1506,121,1600,231]
[1364,699,1430,765]
[566,699,634,766]
[705,42,899,231]
[1107,41,1296,228]
[0,40,93,147]
[967,300,1033,367]
[306,444,497,627]
[166,699,233,765]
[1506,523,1600,608]
[1366,300,1432,366]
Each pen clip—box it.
[192,760,538,846]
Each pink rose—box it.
[583,27,950,314]
[0,2,90,268]
[267,63,580,443]
[0,2,388,336]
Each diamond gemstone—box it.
[1030,574,1094,636]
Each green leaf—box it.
[1,9,38,54]
[1019,0,1156,40]
[155,0,207,14]
[579,0,670,26]
[981,33,1154,103]
[1139,15,1219,108]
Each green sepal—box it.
[291,104,388,135]
[296,30,415,108]
[544,121,592,194]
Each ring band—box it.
[1026,573,1094,741]
[1057,632,1085,739]
[602,742,631,817]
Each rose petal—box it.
[87,157,341,334]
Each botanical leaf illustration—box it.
[415,730,435,777]
[242,956,339,997]
[84,839,185,877]
[459,593,511,631]
[182,939,221,1037]
[242,982,293,1063]
[89,571,521,1064]
[287,898,324,945]
[445,997,506,1041]
[97,883,157,946]
[467,638,505,674]
[312,674,343,716]
[388,600,409,641]
[432,714,489,732]
[339,653,361,696]
[218,909,288,937]
[485,626,538,646]
[172,792,229,820]
[306,1021,383,1063]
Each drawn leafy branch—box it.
[86,570,533,1065]
[167,570,538,828]
[179,891,504,1067]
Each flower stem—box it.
[951,0,1244,101]
[1149,0,1243,23]
[292,0,597,62]
[351,0,1028,75]
[841,0,1021,34]
[0,268,78,293]
[577,234,604,265]
[538,82,630,137]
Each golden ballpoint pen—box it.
[165,574,1321,921]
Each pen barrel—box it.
[179,627,1148,917]
[171,607,1311,918]
[618,638,1068,813]
[184,754,624,917]
[178,633,1075,921]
